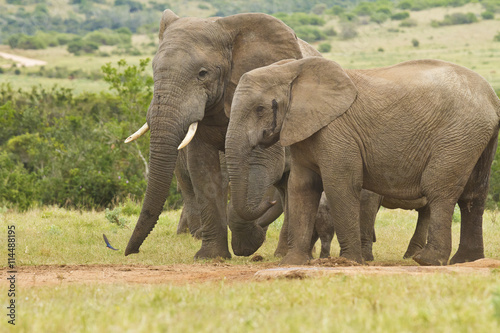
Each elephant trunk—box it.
[125,90,204,256]
[226,142,275,221]
[225,131,285,256]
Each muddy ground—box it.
[2,258,499,286]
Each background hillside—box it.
[1,0,500,210]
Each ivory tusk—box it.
[178,122,198,150]
[124,123,150,143]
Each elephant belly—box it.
[362,158,427,200]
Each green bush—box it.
[431,12,478,27]
[481,11,495,20]
[12,34,48,49]
[318,43,331,53]
[340,23,358,40]
[67,39,100,55]
[391,11,410,20]
[274,12,325,29]
[325,5,345,16]
[400,18,418,27]
[323,27,337,37]
[370,12,389,24]
[412,38,419,47]
[0,59,176,211]
[494,32,500,42]
[294,26,327,42]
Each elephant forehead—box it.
[164,18,229,46]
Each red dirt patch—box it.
[2,259,499,286]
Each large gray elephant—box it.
[226,57,500,266]
[123,10,321,258]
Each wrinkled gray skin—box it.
[124,10,321,258]
[226,57,500,266]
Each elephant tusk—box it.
[124,123,150,143]
[178,122,198,150]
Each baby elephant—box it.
[226,57,500,266]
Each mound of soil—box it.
[308,257,361,267]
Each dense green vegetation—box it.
[0,59,182,210]
[1,0,500,210]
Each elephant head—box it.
[226,57,358,221]
[124,10,305,256]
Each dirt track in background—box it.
[0,51,47,67]
[2,258,499,286]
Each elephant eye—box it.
[198,69,208,80]
[256,106,264,113]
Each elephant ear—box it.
[217,14,303,117]
[158,9,179,41]
[280,57,358,147]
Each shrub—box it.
[294,26,326,42]
[340,23,358,40]
[198,3,209,10]
[412,38,419,47]
[274,12,326,29]
[12,34,48,49]
[370,12,389,24]
[318,43,331,53]
[432,12,478,27]
[481,11,495,20]
[391,11,410,20]
[400,18,418,27]
[311,4,327,15]
[494,32,500,42]
[67,39,99,55]
[398,0,413,10]
[323,27,337,37]
[325,5,345,16]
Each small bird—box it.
[103,234,118,251]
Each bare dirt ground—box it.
[2,258,499,286]
[0,51,47,67]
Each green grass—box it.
[1,206,500,332]
[1,205,500,266]
[9,274,500,332]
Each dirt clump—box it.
[308,257,361,267]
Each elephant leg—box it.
[315,192,334,259]
[359,190,382,261]
[187,138,231,260]
[309,227,320,259]
[273,174,290,257]
[413,200,455,266]
[175,150,202,238]
[450,135,497,264]
[403,205,430,259]
[281,166,322,265]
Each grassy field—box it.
[1,206,500,331]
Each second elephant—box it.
[226,57,500,266]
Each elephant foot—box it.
[449,247,484,265]
[194,241,231,260]
[361,247,374,262]
[280,251,310,265]
[413,248,449,266]
[319,249,330,259]
[274,244,288,257]
[403,242,424,259]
